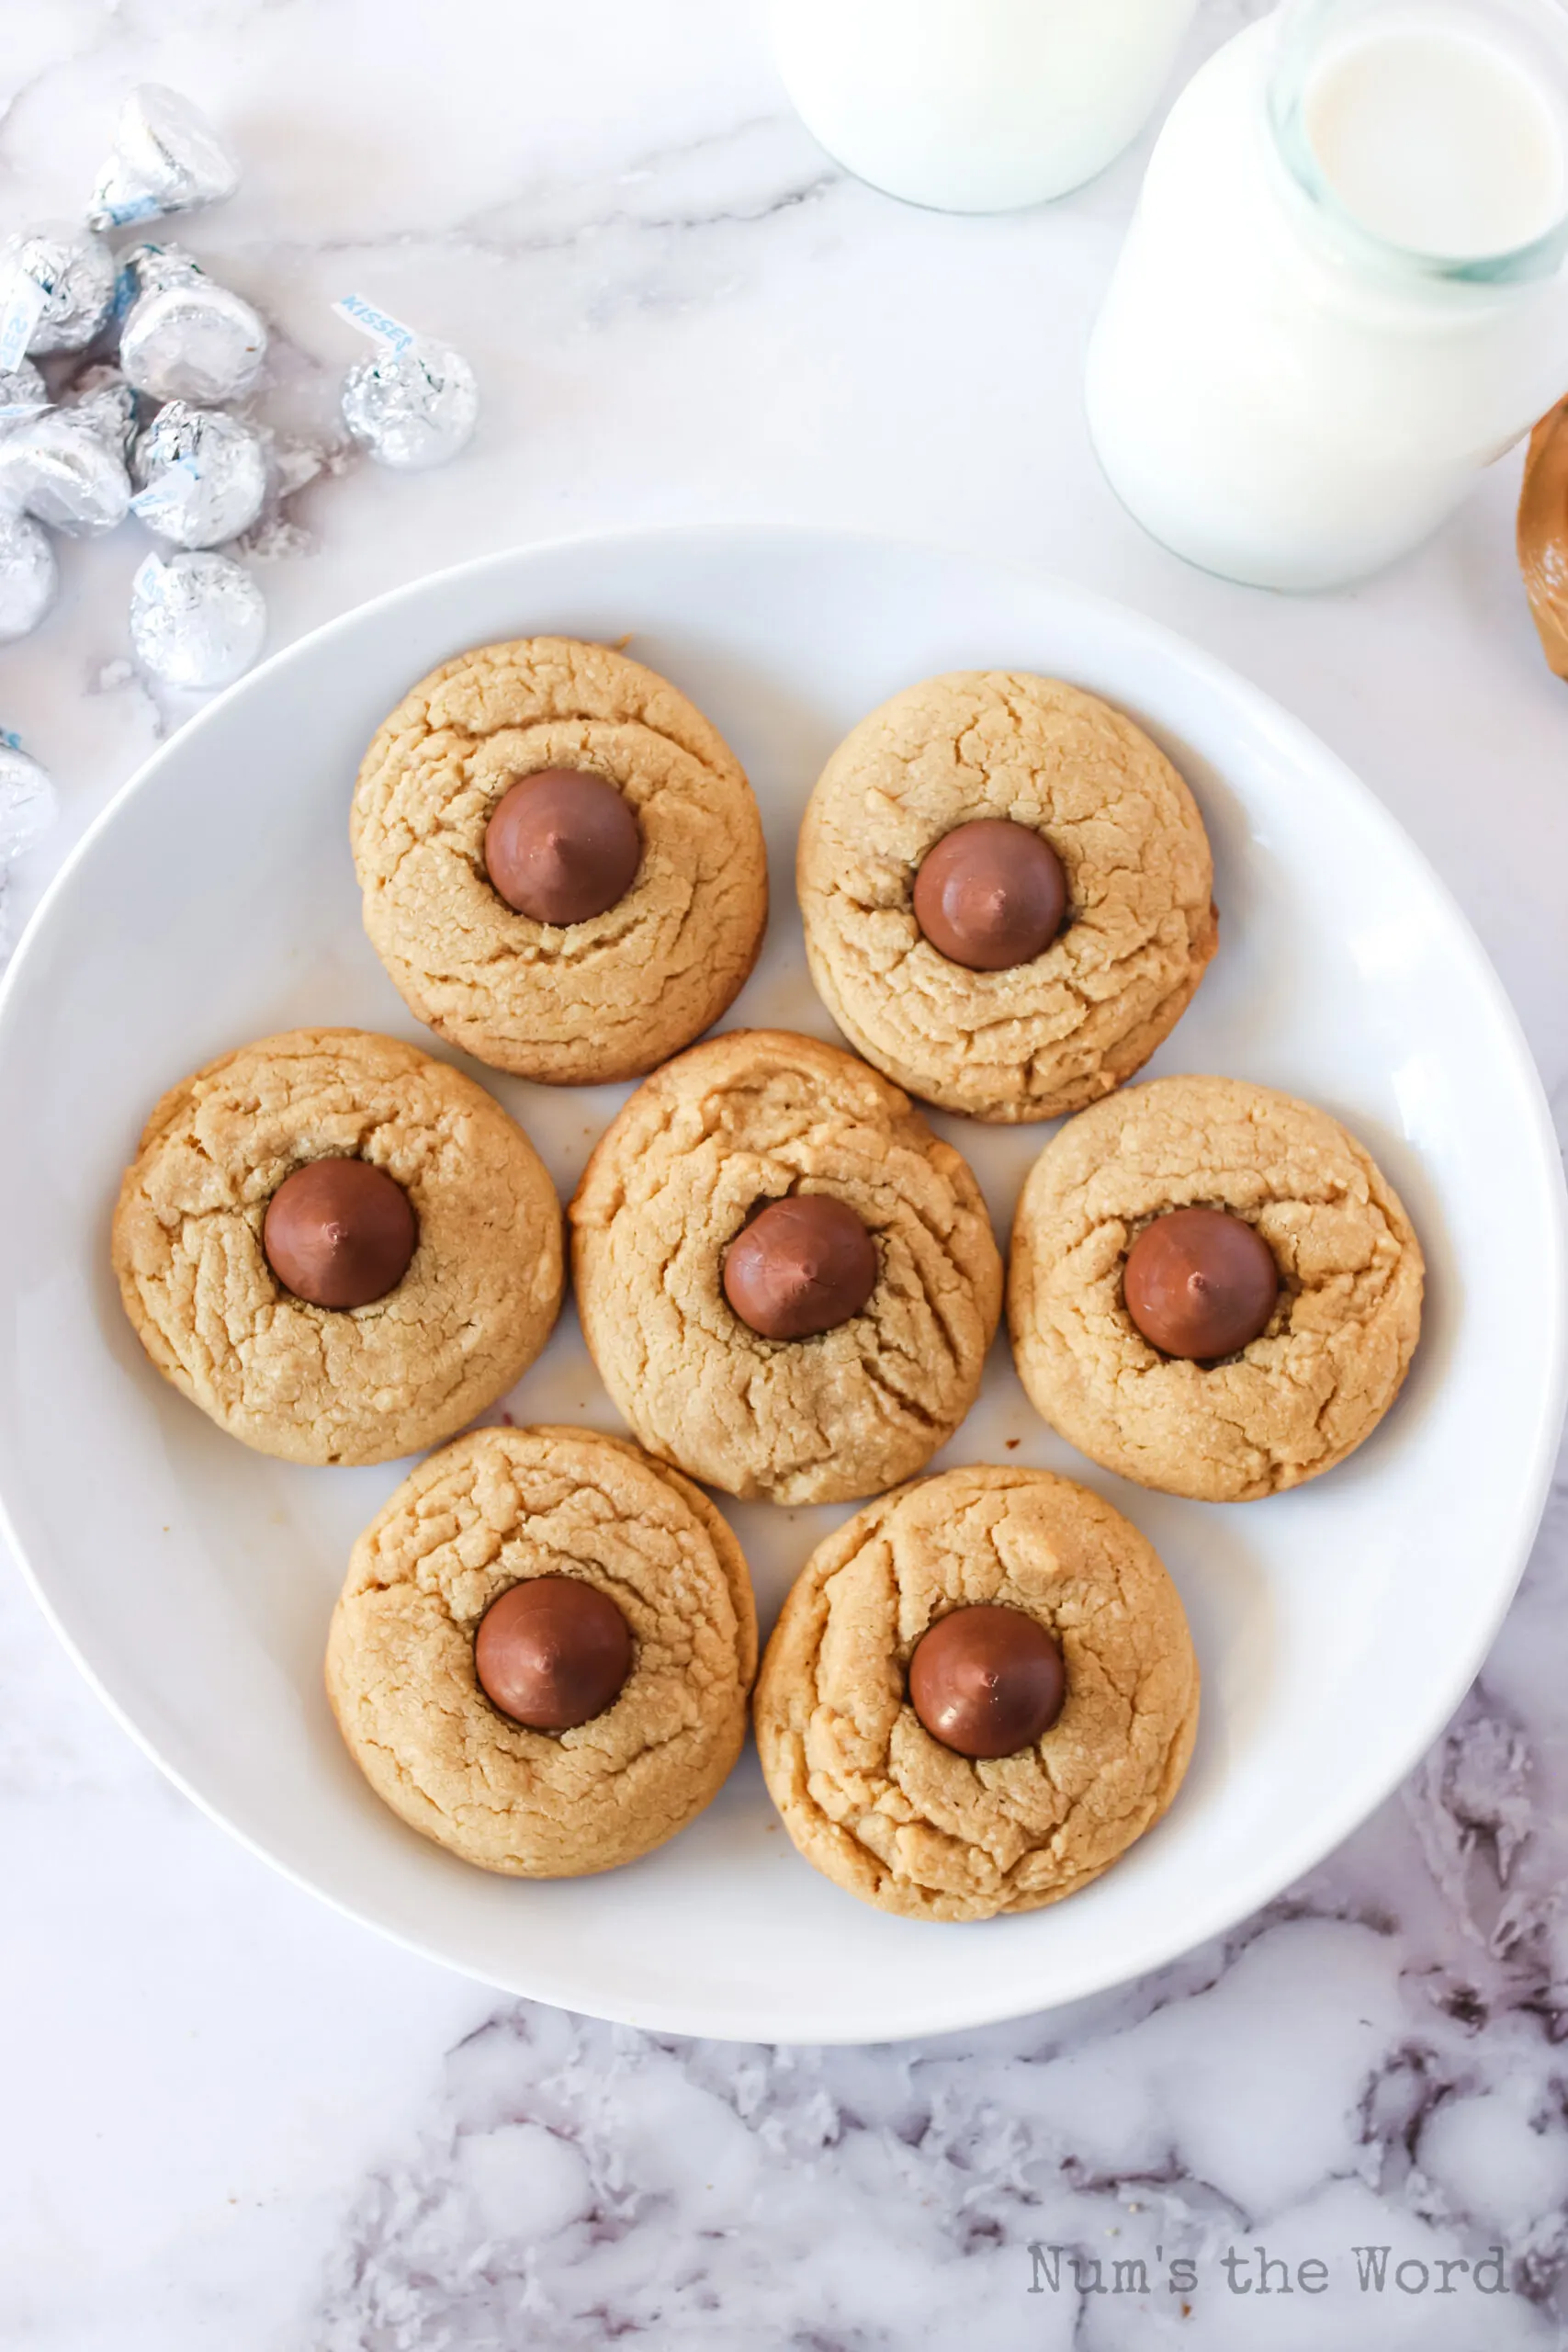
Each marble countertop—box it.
[5,1,1568,2345]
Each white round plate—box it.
[1,529,1562,2043]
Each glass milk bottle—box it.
[1085,0,1568,589]
[769,0,1200,213]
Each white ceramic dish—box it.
[1,528,1562,2044]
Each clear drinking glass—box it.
[769,0,1201,214]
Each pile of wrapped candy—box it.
[0,85,479,930]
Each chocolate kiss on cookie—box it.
[912,820,1066,972]
[723,1195,878,1340]
[1122,1206,1279,1361]
[264,1159,417,1309]
[484,768,641,925]
[475,1577,634,1731]
[908,1603,1066,1759]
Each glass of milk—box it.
[769,0,1201,213]
[1085,0,1568,588]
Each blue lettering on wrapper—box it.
[104,194,163,228]
[333,292,416,355]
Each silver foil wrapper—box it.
[130,401,266,548]
[118,243,267,404]
[0,410,131,536]
[0,221,115,359]
[0,220,116,358]
[0,359,49,429]
[87,85,241,232]
[0,512,58,642]
[61,361,140,458]
[0,735,58,865]
[341,335,478,469]
[130,548,266,689]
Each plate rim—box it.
[3,520,1564,2043]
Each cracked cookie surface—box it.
[111,1028,563,1466]
[351,636,768,1084]
[753,1465,1199,1921]
[570,1029,1003,1506]
[1008,1074,1425,1502]
[326,1426,758,1876]
[797,671,1217,1122]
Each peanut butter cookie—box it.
[753,1465,1199,1922]
[1008,1074,1424,1502]
[111,1028,563,1466]
[797,671,1217,1121]
[351,636,768,1085]
[326,1426,758,1877]
[570,1030,1003,1506]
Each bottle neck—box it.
[1264,0,1568,289]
